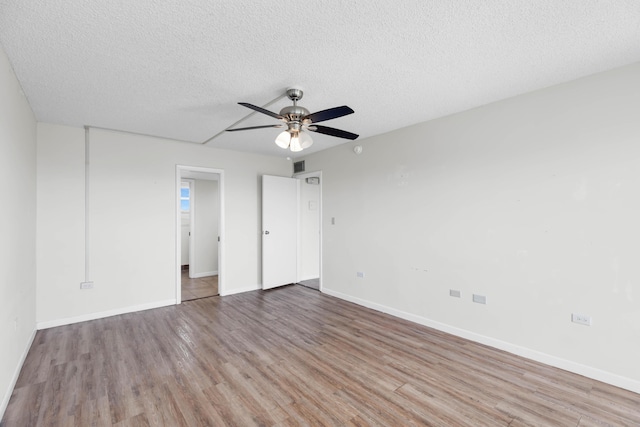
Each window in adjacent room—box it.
[180,182,190,212]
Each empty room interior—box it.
[1,1,640,425]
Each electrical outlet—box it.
[572,313,592,326]
[472,294,487,304]
[356,272,365,278]
[449,289,461,298]
[80,281,94,290]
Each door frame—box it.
[293,170,323,292]
[176,165,225,303]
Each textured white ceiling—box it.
[1,1,639,158]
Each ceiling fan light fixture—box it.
[299,131,313,149]
[275,129,313,152]
[289,134,303,152]
[275,131,291,149]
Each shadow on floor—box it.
[297,278,319,290]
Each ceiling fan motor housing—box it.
[279,105,311,129]
[281,88,310,131]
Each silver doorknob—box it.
[264,230,270,235]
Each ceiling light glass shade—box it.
[298,131,313,149]
[289,134,303,152]
[275,131,291,149]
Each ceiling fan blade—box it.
[307,125,359,140]
[238,102,283,120]
[304,105,354,124]
[226,124,284,132]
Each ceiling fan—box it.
[226,88,358,152]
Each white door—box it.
[262,175,298,290]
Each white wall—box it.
[36,126,291,327]
[302,62,640,392]
[36,125,86,325]
[0,43,37,417]
[193,179,219,276]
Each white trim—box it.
[84,126,91,282]
[176,166,225,303]
[322,287,640,395]
[1,328,36,419]
[293,170,323,292]
[189,270,218,278]
[296,178,301,283]
[318,172,323,292]
[220,284,260,296]
[217,174,224,295]
[176,173,182,303]
[36,299,175,330]
[189,178,196,278]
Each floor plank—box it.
[3,284,639,426]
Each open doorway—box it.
[176,166,225,303]
[294,171,322,291]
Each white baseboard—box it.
[220,284,260,296]
[36,299,176,330]
[322,288,640,395]
[189,270,218,279]
[1,328,37,420]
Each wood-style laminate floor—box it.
[181,270,218,302]
[3,285,640,426]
